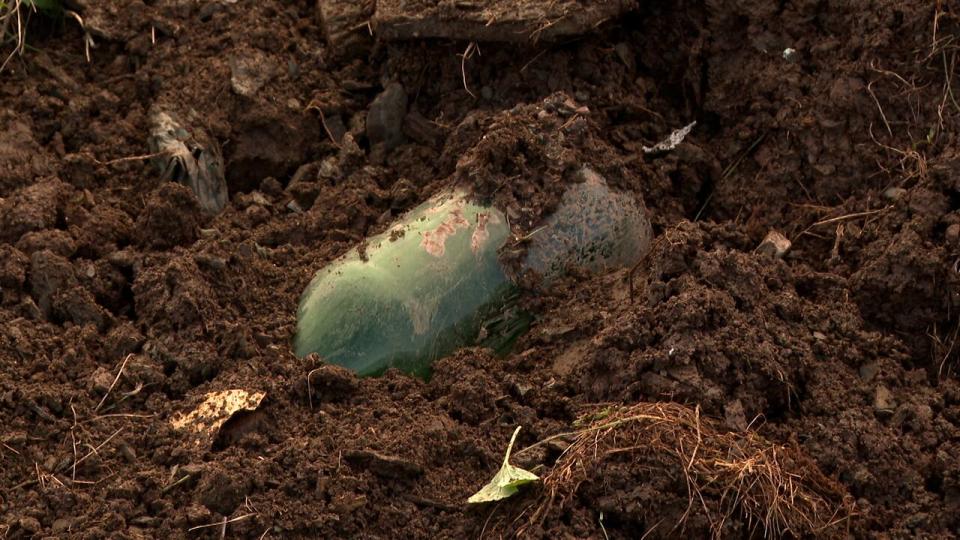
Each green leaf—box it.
[467,426,538,504]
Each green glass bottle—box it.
[294,168,651,378]
[294,189,522,378]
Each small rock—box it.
[874,384,896,414]
[18,516,41,534]
[118,440,138,463]
[366,82,407,155]
[17,297,43,320]
[344,449,423,480]
[883,187,907,201]
[724,398,748,431]
[249,193,271,208]
[89,366,115,394]
[183,503,210,526]
[389,178,418,210]
[946,223,960,245]
[286,200,304,214]
[614,42,635,71]
[757,230,791,258]
[52,517,73,534]
[193,253,227,272]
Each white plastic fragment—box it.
[643,121,696,154]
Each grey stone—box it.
[366,83,408,154]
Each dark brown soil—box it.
[2,0,960,538]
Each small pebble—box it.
[757,230,791,258]
[18,516,41,534]
[883,187,907,201]
[945,223,960,245]
[874,384,895,414]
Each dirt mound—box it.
[2,0,960,538]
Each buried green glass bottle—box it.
[294,189,522,378]
[294,167,652,378]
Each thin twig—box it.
[187,513,256,532]
[72,427,123,469]
[459,41,478,98]
[810,207,890,227]
[95,354,132,412]
[92,151,167,166]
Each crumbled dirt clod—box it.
[135,183,205,250]
[306,364,359,403]
[197,470,246,516]
[0,178,70,243]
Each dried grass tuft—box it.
[521,402,854,538]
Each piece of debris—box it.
[372,0,635,43]
[147,108,228,214]
[170,389,266,447]
[468,426,538,503]
[642,121,696,154]
[317,0,375,58]
[756,230,791,258]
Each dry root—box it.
[523,402,854,538]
